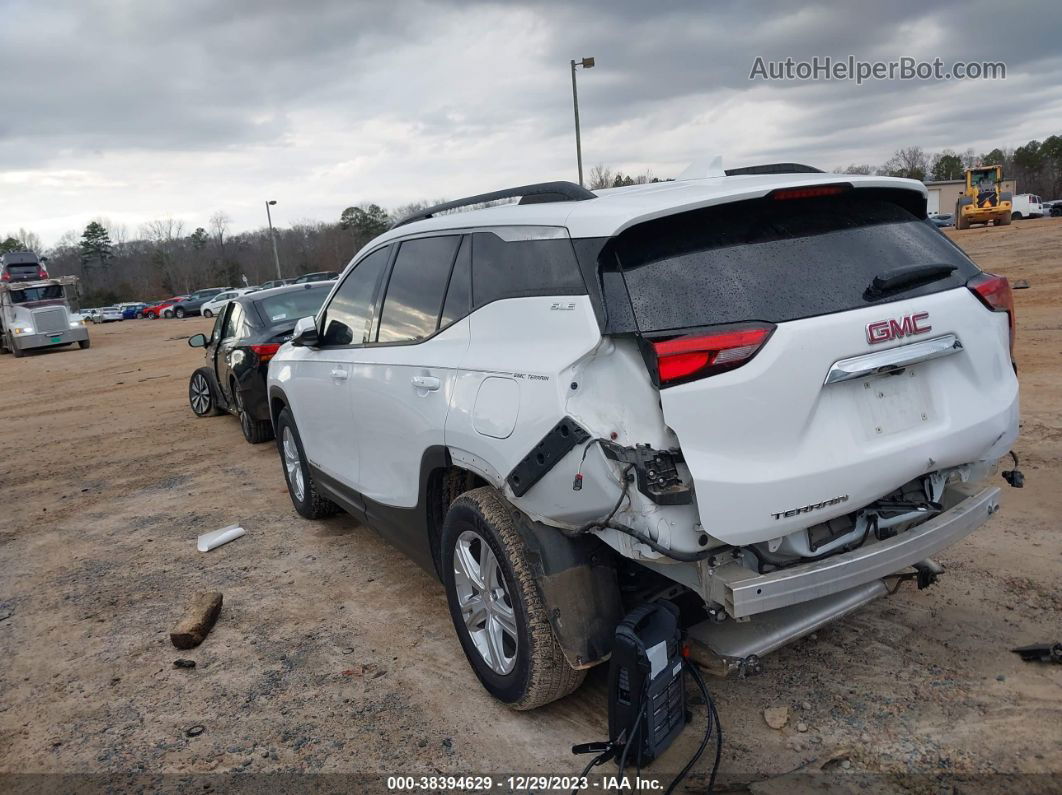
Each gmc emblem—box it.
[866,312,931,344]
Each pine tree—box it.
[79,221,114,281]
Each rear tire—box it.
[136,311,144,319]
[441,487,585,710]
[234,382,273,444]
[276,408,338,519]
[78,339,90,349]
[175,307,186,319]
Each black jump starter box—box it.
[607,601,686,765]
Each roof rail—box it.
[724,163,823,176]
[392,181,596,228]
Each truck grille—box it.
[32,307,68,334]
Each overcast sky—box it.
[2,0,1060,247]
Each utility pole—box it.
[570,57,595,186]
[265,200,282,280]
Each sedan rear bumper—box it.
[721,483,1000,618]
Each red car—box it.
[142,296,188,319]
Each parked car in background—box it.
[1011,194,1043,219]
[201,288,255,318]
[1042,199,1062,217]
[186,282,335,444]
[930,213,954,228]
[267,172,1019,709]
[78,308,100,323]
[168,288,228,318]
[120,302,149,319]
[259,279,293,290]
[292,271,339,284]
[93,306,123,323]
[142,296,187,319]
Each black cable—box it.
[616,693,649,790]
[665,659,722,795]
[571,749,613,795]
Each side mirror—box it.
[187,333,208,348]
[292,316,319,347]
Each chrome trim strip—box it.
[726,485,1000,617]
[824,333,962,385]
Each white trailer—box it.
[0,275,90,357]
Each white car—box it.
[267,167,1020,709]
[201,288,254,318]
[93,306,123,323]
[78,308,99,323]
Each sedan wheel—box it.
[203,309,213,318]
[175,307,186,319]
[188,370,215,416]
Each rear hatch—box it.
[609,185,1019,546]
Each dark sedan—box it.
[186,282,334,443]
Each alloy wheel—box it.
[282,426,305,502]
[190,372,212,415]
[452,530,518,675]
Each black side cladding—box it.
[506,417,590,497]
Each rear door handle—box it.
[411,375,440,391]
[330,368,349,381]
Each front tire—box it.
[78,339,90,349]
[188,368,222,417]
[202,308,213,318]
[276,408,338,519]
[441,487,585,710]
[136,311,144,319]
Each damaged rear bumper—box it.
[712,482,1000,619]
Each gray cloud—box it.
[0,0,1059,244]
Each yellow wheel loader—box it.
[955,165,1012,229]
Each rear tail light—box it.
[967,273,1015,357]
[250,343,281,363]
[38,267,48,279]
[651,324,774,386]
[0,271,8,282]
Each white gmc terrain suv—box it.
[266,164,1020,709]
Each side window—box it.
[221,303,244,339]
[439,236,471,330]
[210,308,226,342]
[376,236,461,344]
[471,231,586,308]
[320,246,390,346]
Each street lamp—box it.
[570,56,595,187]
[265,199,282,280]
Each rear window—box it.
[5,264,40,280]
[254,286,331,326]
[611,191,980,332]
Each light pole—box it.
[265,199,282,280]
[570,56,595,187]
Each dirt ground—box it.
[1,219,1060,793]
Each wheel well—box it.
[270,395,287,427]
[426,465,487,575]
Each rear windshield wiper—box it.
[864,262,957,300]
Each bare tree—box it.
[588,164,615,190]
